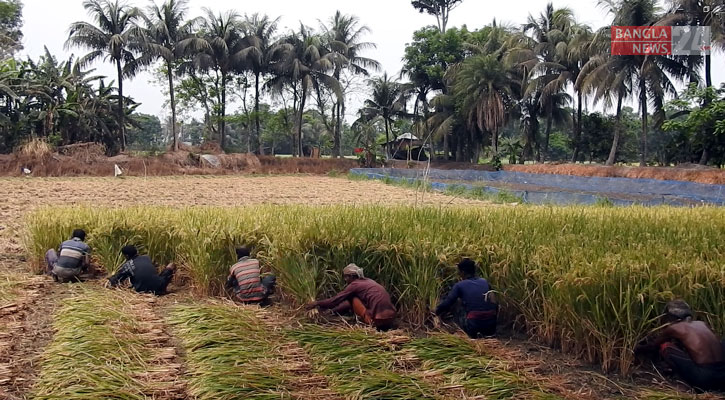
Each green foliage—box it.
[127,113,163,150]
[443,184,522,204]
[402,26,469,93]
[594,197,615,207]
[662,84,725,166]
[0,50,138,154]
[0,0,22,58]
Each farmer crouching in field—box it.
[107,245,176,296]
[45,229,91,282]
[226,246,276,305]
[435,258,499,339]
[636,300,725,392]
[306,264,397,331]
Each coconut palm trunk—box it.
[167,61,178,151]
[220,73,227,150]
[384,115,390,158]
[639,77,648,167]
[606,92,624,166]
[332,68,342,158]
[296,80,308,157]
[116,59,126,151]
[254,70,262,155]
[699,53,713,165]
[336,101,344,157]
[543,113,552,162]
[571,93,583,163]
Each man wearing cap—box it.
[45,229,91,282]
[306,264,397,331]
[636,300,725,392]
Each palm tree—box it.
[239,14,281,154]
[66,0,145,151]
[522,3,579,161]
[189,9,245,149]
[452,54,516,155]
[661,0,725,89]
[270,25,340,157]
[424,92,458,157]
[577,25,633,166]
[600,0,689,166]
[143,0,202,151]
[660,0,724,163]
[359,72,408,158]
[323,11,380,157]
[528,20,593,162]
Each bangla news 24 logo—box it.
[611,26,712,56]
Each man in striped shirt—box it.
[225,246,276,304]
[45,229,91,282]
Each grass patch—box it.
[167,303,290,400]
[350,172,521,203]
[31,287,163,400]
[444,184,523,203]
[348,172,434,192]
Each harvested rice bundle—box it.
[31,287,161,400]
[288,325,441,399]
[167,303,291,400]
[408,334,564,399]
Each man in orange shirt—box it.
[225,246,276,305]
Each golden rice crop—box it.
[24,204,725,374]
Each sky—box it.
[19,0,725,122]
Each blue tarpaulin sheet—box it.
[349,168,725,206]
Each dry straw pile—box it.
[25,205,725,374]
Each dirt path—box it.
[0,267,64,400]
[253,310,343,400]
[133,295,188,399]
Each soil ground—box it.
[0,175,484,255]
[0,175,721,399]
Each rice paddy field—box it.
[1,175,724,399]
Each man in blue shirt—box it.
[45,229,91,282]
[435,258,498,338]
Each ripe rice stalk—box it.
[25,205,725,374]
